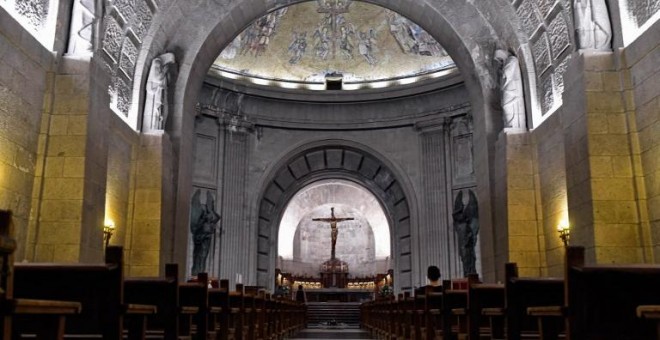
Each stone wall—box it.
[625,19,660,261]
[532,112,568,276]
[0,7,52,261]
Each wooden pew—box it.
[181,272,223,340]
[12,246,156,339]
[466,279,504,340]
[208,279,231,340]
[504,263,564,340]
[443,279,468,340]
[563,246,660,340]
[124,263,190,339]
[0,210,81,340]
[636,305,660,339]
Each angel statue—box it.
[452,189,479,276]
[190,189,221,276]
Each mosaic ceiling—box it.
[211,0,457,87]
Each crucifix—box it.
[312,207,354,260]
[316,0,352,59]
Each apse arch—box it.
[129,0,533,280]
[255,140,418,290]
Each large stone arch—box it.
[133,0,507,279]
[255,141,418,290]
[101,0,574,280]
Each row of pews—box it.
[361,246,660,340]
[0,211,305,340]
[7,246,306,339]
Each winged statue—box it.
[452,189,479,276]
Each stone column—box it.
[415,119,450,284]
[126,132,173,276]
[561,51,646,264]
[495,130,542,277]
[218,113,254,287]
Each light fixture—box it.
[557,219,570,247]
[103,219,115,248]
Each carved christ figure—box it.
[312,207,354,260]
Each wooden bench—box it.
[124,263,189,339]
[454,275,505,340]
[0,210,81,340]
[12,246,156,339]
[563,246,660,339]
[504,263,564,340]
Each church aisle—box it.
[290,328,374,339]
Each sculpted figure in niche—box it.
[68,0,96,54]
[452,189,479,277]
[143,53,176,132]
[190,189,221,276]
[574,0,612,50]
[495,50,526,130]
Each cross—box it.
[316,0,352,59]
[312,207,354,260]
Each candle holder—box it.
[103,220,115,248]
[557,220,570,247]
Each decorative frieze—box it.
[102,16,124,63]
[540,72,555,115]
[532,34,552,74]
[625,0,660,27]
[14,0,48,30]
[548,14,571,59]
[537,0,558,18]
[119,37,138,79]
[517,0,542,36]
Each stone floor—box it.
[290,328,374,339]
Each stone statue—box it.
[312,207,354,260]
[495,50,526,130]
[574,0,612,50]
[68,0,96,55]
[452,189,479,276]
[190,189,221,276]
[143,53,176,132]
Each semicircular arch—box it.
[255,141,416,290]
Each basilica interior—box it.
[0,0,659,338]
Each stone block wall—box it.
[624,20,660,262]
[496,131,543,277]
[0,7,52,261]
[32,58,93,262]
[532,112,568,276]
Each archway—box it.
[117,0,536,281]
[278,179,391,278]
[256,142,416,290]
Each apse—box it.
[210,0,457,91]
[278,179,390,276]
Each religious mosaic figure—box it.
[495,50,526,129]
[312,207,354,260]
[358,30,378,65]
[190,189,221,276]
[452,189,479,276]
[289,32,308,64]
[143,53,176,132]
[574,0,612,50]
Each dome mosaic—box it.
[210,0,458,90]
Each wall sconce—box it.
[103,220,115,248]
[557,219,570,247]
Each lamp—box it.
[103,220,115,248]
[557,219,570,247]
